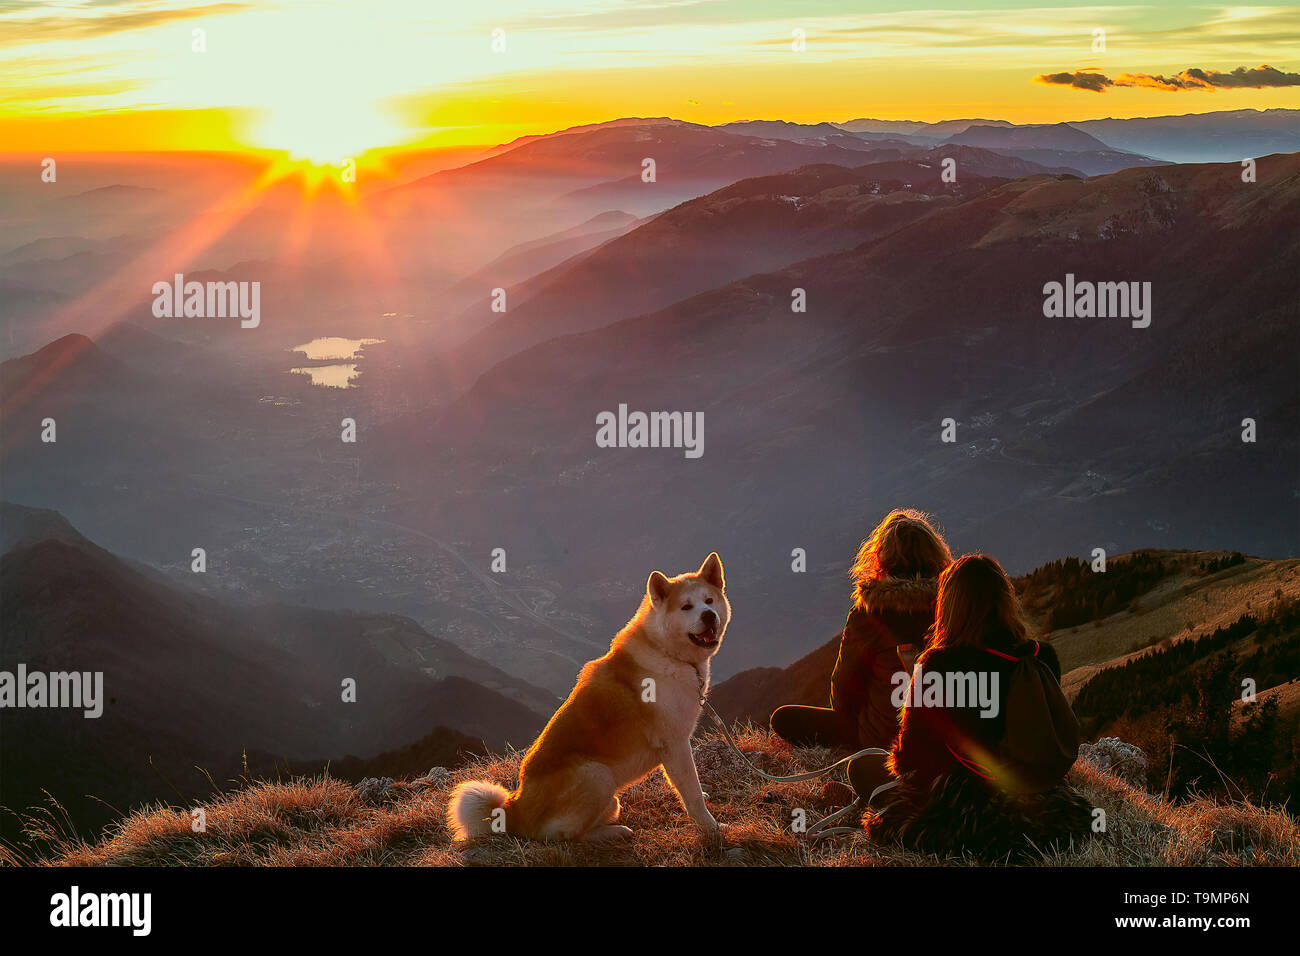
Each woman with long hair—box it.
[770,509,951,753]
[860,554,1093,858]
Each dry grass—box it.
[7,727,1297,867]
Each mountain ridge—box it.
[0,502,555,842]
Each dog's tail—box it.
[446,780,513,840]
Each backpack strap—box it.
[946,743,994,780]
[984,641,1040,661]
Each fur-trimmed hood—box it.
[853,575,939,614]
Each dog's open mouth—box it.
[688,626,719,648]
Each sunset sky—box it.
[2,1,1298,158]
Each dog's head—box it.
[642,553,730,661]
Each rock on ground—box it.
[1079,737,1149,790]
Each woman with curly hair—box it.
[770,509,951,758]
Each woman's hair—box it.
[926,554,1031,652]
[850,509,952,590]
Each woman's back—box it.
[890,636,1063,789]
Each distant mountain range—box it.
[1070,109,1300,164]
[378,110,1171,232]
[727,118,1163,176]
[382,120,891,221]
[444,146,1048,380]
[4,109,1290,358]
[832,109,1300,163]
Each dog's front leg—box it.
[661,742,719,832]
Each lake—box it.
[291,337,384,361]
[289,363,360,388]
[289,337,384,388]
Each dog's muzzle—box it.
[688,610,721,648]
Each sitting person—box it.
[858,554,1093,858]
[770,509,951,756]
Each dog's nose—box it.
[701,608,718,628]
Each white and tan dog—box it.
[447,553,730,841]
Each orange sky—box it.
[2,1,1298,157]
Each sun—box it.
[242,95,408,196]
[249,96,408,165]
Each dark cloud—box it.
[1037,64,1300,92]
[1180,65,1300,88]
[1036,70,1113,92]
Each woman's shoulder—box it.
[1032,639,1060,666]
[842,607,888,650]
[998,637,1059,668]
[1017,639,1061,678]
[917,643,987,672]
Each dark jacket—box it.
[889,635,1063,788]
[865,633,1093,858]
[829,575,938,749]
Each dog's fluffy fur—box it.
[447,553,731,842]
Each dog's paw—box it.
[583,824,634,842]
[697,817,727,837]
[701,822,734,847]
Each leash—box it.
[807,772,901,839]
[698,695,890,783]
[692,667,897,838]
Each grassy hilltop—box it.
[9,726,1297,867]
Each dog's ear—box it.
[698,552,725,590]
[646,570,671,605]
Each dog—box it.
[447,552,730,842]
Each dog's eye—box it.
[705,598,714,605]
[681,603,693,611]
